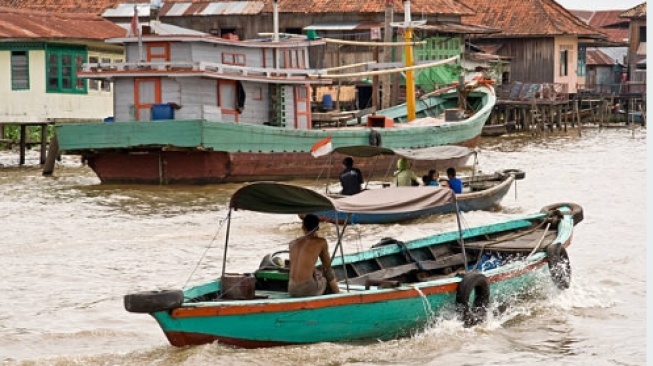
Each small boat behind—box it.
[123,182,583,348]
[311,145,525,224]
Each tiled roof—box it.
[587,48,619,66]
[0,7,125,39]
[460,0,605,38]
[620,2,646,18]
[571,9,629,44]
[0,0,118,15]
[0,0,476,16]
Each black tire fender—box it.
[456,273,490,327]
[124,289,184,313]
[546,243,572,290]
[369,129,382,147]
[540,202,584,225]
[498,168,526,180]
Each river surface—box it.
[0,127,646,366]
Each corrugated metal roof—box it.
[166,3,191,17]
[304,22,383,31]
[103,3,150,18]
[200,2,263,15]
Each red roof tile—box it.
[620,2,646,18]
[586,48,619,66]
[0,0,476,16]
[571,9,629,44]
[460,0,605,38]
[0,7,125,39]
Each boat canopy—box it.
[229,182,455,215]
[330,145,474,161]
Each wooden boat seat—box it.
[345,253,466,286]
[458,230,556,253]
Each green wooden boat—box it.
[124,182,583,348]
[50,19,495,184]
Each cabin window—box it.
[147,42,170,63]
[222,53,246,66]
[101,58,112,92]
[46,47,87,94]
[639,26,647,43]
[559,49,569,77]
[577,46,586,77]
[88,56,99,90]
[11,51,29,90]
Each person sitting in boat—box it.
[288,214,340,297]
[422,169,439,186]
[339,157,363,195]
[395,158,420,187]
[446,167,463,194]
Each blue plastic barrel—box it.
[322,94,333,111]
[151,104,174,120]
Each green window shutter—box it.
[11,50,29,90]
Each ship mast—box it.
[392,0,425,122]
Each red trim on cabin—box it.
[294,84,310,129]
[146,42,170,62]
[222,52,246,65]
[218,79,239,122]
[134,77,161,121]
[253,87,263,101]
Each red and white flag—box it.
[310,136,333,158]
[127,7,139,37]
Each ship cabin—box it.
[79,22,331,129]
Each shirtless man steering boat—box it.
[288,214,340,297]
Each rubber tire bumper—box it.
[546,243,572,290]
[540,202,584,225]
[124,289,184,313]
[456,273,490,327]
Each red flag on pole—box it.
[127,6,139,37]
[310,136,333,158]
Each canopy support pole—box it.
[221,209,233,278]
[453,197,468,272]
[331,215,351,292]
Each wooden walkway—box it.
[0,121,53,165]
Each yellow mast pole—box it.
[394,0,424,122]
[404,26,416,122]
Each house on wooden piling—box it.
[620,3,646,87]
[0,7,125,123]
[460,0,606,95]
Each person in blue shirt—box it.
[446,167,463,194]
[422,169,439,186]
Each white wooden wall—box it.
[0,50,115,122]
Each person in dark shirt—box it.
[446,167,463,194]
[339,157,363,195]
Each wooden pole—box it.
[42,133,59,176]
[19,124,26,165]
[372,44,379,110]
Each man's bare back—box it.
[287,214,339,297]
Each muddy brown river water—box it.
[0,127,646,365]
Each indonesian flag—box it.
[310,136,333,158]
[127,7,139,37]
